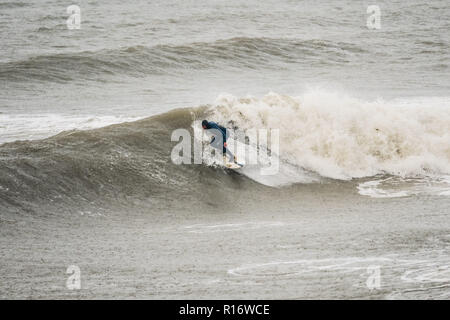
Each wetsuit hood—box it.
[202,120,210,129]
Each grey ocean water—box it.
[0,0,449,299]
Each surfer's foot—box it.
[233,156,237,163]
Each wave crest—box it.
[0,37,365,83]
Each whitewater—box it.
[209,91,450,180]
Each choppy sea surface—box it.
[0,0,449,299]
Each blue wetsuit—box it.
[204,121,234,160]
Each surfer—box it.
[202,120,237,163]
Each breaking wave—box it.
[1,90,449,214]
[208,90,450,180]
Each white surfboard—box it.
[224,162,243,169]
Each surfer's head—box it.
[202,120,209,129]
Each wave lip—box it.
[0,113,144,145]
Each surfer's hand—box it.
[223,142,227,147]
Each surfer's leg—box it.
[224,147,235,162]
[223,130,237,162]
[211,139,227,162]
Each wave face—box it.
[208,91,450,180]
[0,107,263,215]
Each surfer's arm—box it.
[213,136,227,146]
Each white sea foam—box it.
[357,179,411,198]
[0,113,143,144]
[208,90,450,182]
[183,221,285,233]
[357,175,450,198]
